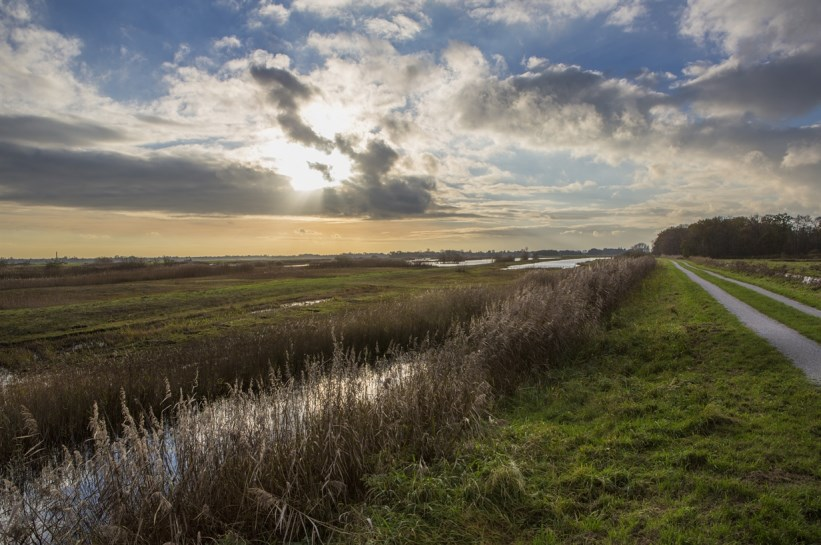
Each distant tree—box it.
[631,242,650,254]
[439,250,465,263]
[654,213,821,258]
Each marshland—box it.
[1,255,658,543]
[2,248,820,544]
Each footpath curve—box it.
[673,261,821,384]
[685,264,821,319]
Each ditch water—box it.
[249,298,329,315]
[0,355,419,543]
[505,257,609,270]
[410,258,496,267]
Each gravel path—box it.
[684,264,821,318]
[673,262,821,384]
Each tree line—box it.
[653,214,821,258]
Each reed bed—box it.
[0,286,507,469]
[0,256,655,544]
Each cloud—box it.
[0,142,317,216]
[253,1,289,24]
[680,0,821,61]
[213,35,242,50]
[452,58,660,151]
[363,14,426,41]
[308,161,333,182]
[676,52,821,119]
[0,0,32,21]
[291,0,425,18]
[782,144,821,169]
[250,65,333,151]
[323,137,437,217]
[288,0,644,29]
[463,0,646,28]
[0,115,125,146]
[606,1,645,28]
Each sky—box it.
[1,0,820,258]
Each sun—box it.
[257,138,353,192]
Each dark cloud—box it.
[323,175,435,217]
[0,115,125,147]
[0,142,320,216]
[324,137,436,217]
[307,161,333,182]
[250,65,333,151]
[672,121,821,196]
[678,52,821,119]
[674,121,821,163]
[455,63,659,145]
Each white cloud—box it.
[291,0,425,18]
[173,43,191,64]
[782,144,821,169]
[256,1,289,23]
[363,14,427,41]
[605,0,645,28]
[463,0,646,27]
[524,56,548,69]
[0,0,32,22]
[289,0,645,29]
[680,0,821,61]
[213,35,242,50]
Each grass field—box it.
[0,262,517,371]
[688,257,821,310]
[344,260,821,544]
[680,262,821,344]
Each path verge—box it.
[673,261,821,383]
[684,263,821,318]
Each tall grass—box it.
[0,256,655,544]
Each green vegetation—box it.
[681,262,821,343]
[688,257,820,310]
[0,263,515,359]
[652,213,821,258]
[344,261,821,544]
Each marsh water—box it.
[505,257,609,270]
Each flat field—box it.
[0,261,518,372]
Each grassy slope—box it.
[346,261,821,544]
[680,263,821,344]
[687,260,821,311]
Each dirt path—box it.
[684,263,821,318]
[673,262,821,384]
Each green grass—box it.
[0,264,519,369]
[343,261,821,544]
[680,262,821,344]
[688,259,821,311]
[730,259,821,277]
